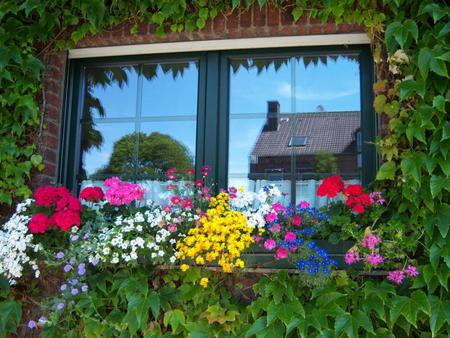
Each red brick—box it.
[292,25,310,35]
[45,92,61,108]
[43,163,56,176]
[324,23,338,34]
[45,121,59,136]
[41,148,57,164]
[267,5,279,26]
[253,4,266,26]
[226,12,239,31]
[138,22,148,35]
[280,8,293,26]
[213,13,226,32]
[310,25,323,34]
[240,8,252,28]
[337,23,352,33]
[352,24,365,32]
[42,135,58,150]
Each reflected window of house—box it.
[228,54,362,207]
[79,62,198,203]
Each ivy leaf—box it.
[373,95,386,113]
[429,295,450,335]
[292,7,303,22]
[418,47,433,80]
[376,161,396,180]
[245,317,267,337]
[430,175,448,197]
[403,20,418,42]
[163,309,185,333]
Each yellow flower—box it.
[200,277,209,288]
[180,264,190,272]
[235,259,245,269]
[195,256,205,265]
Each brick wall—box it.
[35,3,365,187]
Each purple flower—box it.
[366,253,384,266]
[387,270,405,285]
[55,251,65,259]
[91,258,99,266]
[71,288,79,296]
[69,258,76,265]
[70,278,78,286]
[83,233,90,240]
[63,264,72,272]
[27,320,37,329]
[56,302,65,311]
[70,235,79,242]
[38,316,46,324]
[344,250,360,265]
[60,284,67,292]
[77,263,86,276]
[81,284,88,292]
[404,265,419,277]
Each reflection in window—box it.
[79,62,198,203]
[228,55,361,207]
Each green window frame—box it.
[59,45,376,196]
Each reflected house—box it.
[249,101,361,182]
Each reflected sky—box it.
[228,55,361,198]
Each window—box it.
[60,46,375,205]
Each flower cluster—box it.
[103,177,146,205]
[80,186,104,202]
[0,199,41,284]
[177,192,254,273]
[316,176,375,214]
[257,199,335,276]
[345,230,384,267]
[30,186,82,233]
[80,208,179,266]
[387,265,419,285]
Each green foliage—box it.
[0,276,21,338]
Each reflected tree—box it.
[91,132,194,180]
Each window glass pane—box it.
[79,61,199,202]
[228,58,293,203]
[137,120,196,180]
[228,54,361,207]
[85,66,138,119]
[141,62,198,117]
[80,123,136,181]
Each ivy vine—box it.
[0,0,448,335]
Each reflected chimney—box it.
[264,101,280,132]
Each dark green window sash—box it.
[59,45,376,196]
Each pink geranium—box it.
[298,201,310,209]
[291,215,302,226]
[272,202,285,213]
[269,224,281,233]
[104,177,146,206]
[275,247,289,259]
[344,250,360,265]
[404,265,419,277]
[362,234,381,251]
[266,212,277,223]
[284,232,296,243]
[387,270,405,285]
[366,253,384,266]
[263,239,276,250]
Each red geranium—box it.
[29,213,50,234]
[292,215,302,226]
[31,185,82,233]
[80,186,104,202]
[343,184,372,214]
[51,211,81,231]
[317,176,344,198]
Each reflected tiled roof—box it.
[251,111,360,157]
